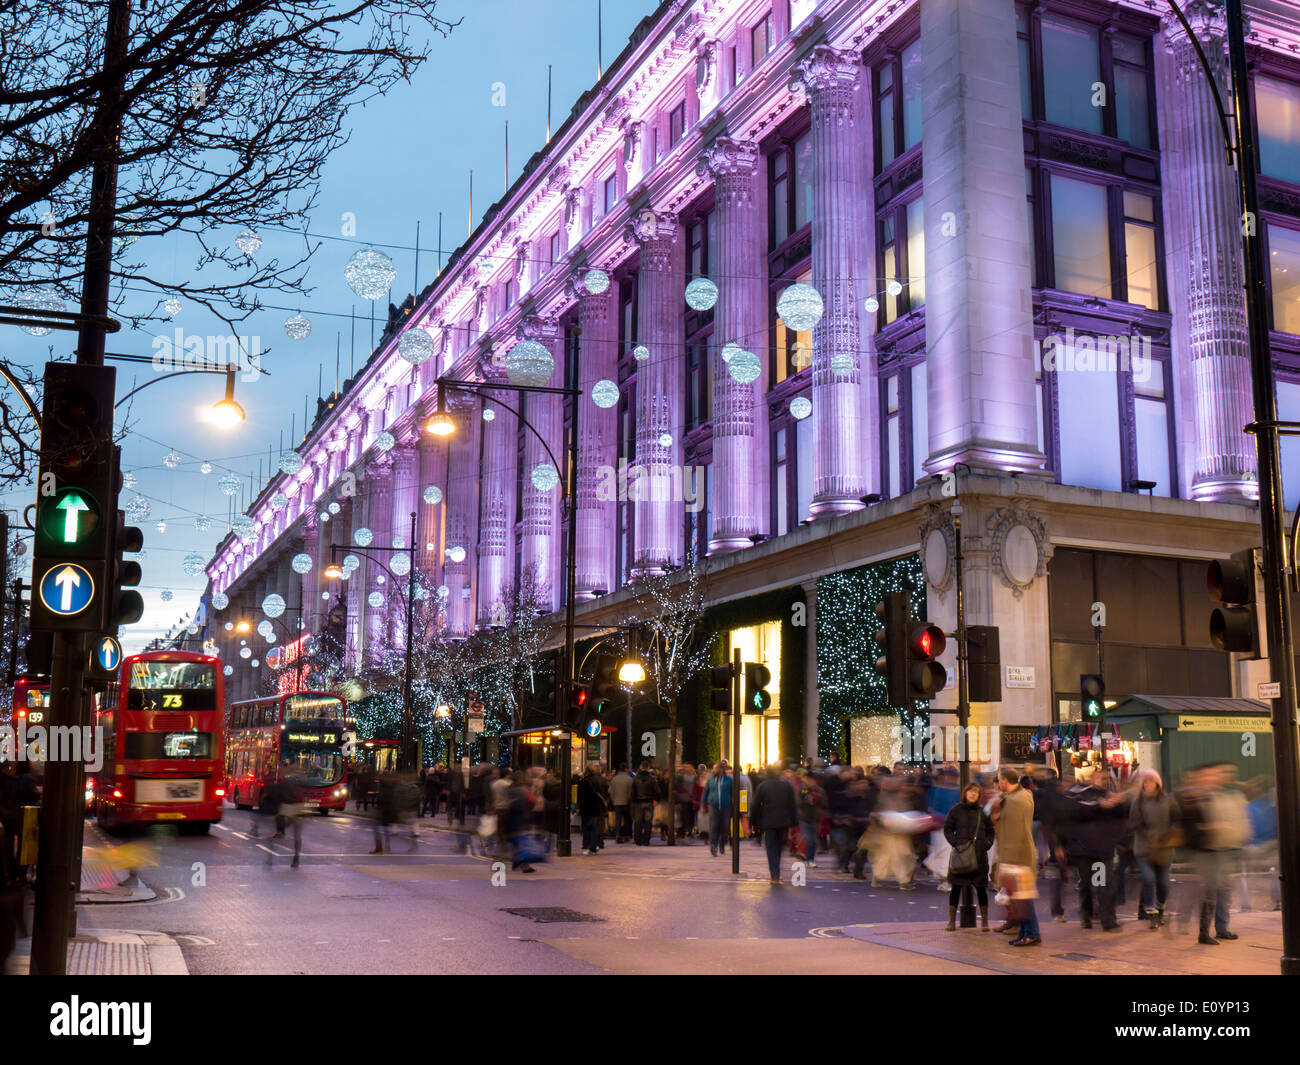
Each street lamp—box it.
[235,620,250,634]
[431,356,583,856]
[208,369,246,427]
[618,660,645,685]
[324,511,420,770]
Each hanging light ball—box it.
[684,277,718,311]
[437,585,450,599]
[830,352,855,375]
[235,227,262,256]
[224,621,234,632]
[789,396,813,421]
[199,462,213,475]
[374,431,395,453]
[633,344,650,362]
[390,554,411,576]
[262,593,286,618]
[720,342,742,364]
[126,496,150,520]
[163,450,183,468]
[344,247,396,300]
[270,492,288,511]
[530,463,559,491]
[123,471,137,489]
[446,545,466,564]
[233,516,256,541]
[284,313,312,340]
[161,589,174,602]
[368,591,385,608]
[17,290,66,336]
[354,527,373,547]
[414,585,430,601]
[328,501,341,515]
[375,573,386,586]
[423,486,443,505]
[398,328,434,366]
[278,452,303,475]
[865,296,881,314]
[726,348,762,384]
[194,515,212,532]
[164,298,183,317]
[658,432,673,448]
[212,593,229,611]
[291,552,313,575]
[218,474,241,496]
[777,283,825,331]
[319,510,330,522]
[182,552,206,577]
[584,268,611,295]
[476,258,495,278]
[482,408,495,422]
[342,553,360,575]
[239,646,251,659]
[257,620,274,638]
[886,279,904,297]
[504,339,554,387]
[224,665,234,676]
[155,519,168,534]
[251,659,260,669]
[591,380,619,408]
[391,535,405,549]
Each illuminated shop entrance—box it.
[720,621,781,771]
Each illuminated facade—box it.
[207,0,1300,762]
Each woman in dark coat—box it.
[943,780,995,931]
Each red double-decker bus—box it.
[93,650,226,833]
[226,691,349,813]
[8,677,50,760]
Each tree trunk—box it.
[667,696,677,846]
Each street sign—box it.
[585,718,603,738]
[37,563,95,617]
[1258,680,1281,699]
[93,635,121,672]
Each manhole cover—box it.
[1051,952,1095,961]
[500,907,605,923]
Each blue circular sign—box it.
[38,563,95,616]
[585,718,603,738]
[94,636,122,672]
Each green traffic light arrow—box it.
[55,492,90,543]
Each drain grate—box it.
[1051,952,1096,961]
[500,907,605,923]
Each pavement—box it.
[2,807,1285,975]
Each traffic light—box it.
[874,592,909,706]
[710,663,734,713]
[1207,549,1259,654]
[1081,674,1105,720]
[107,445,144,627]
[568,682,589,716]
[591,655,618,715]
[906,621,947,700]
[533,670,557,719]
[744,662,772,714]
[967,625,1001,702]
[30,362,119,632]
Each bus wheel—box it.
[181,821,211,836]
[318,808,330,816]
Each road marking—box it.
[507,936,521,940]
[376,939,390,943]
[441,937,456,941]
[314,941,329,944]
[245,942,258,946]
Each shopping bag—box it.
[511,831,548,864]
[478,813,498,839]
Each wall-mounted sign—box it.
[1005,666,1035,689]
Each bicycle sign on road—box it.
[37,563,95,617]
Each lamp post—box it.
[324,511,420,770]
[617,659,645,774]
[431,347,582,856]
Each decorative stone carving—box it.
[564,186,583,234]
[917,503,956,595]
[799,45,860,126]
[622,119,643,173]
[986,501,1049,599]
[696,38,720,97]
[697,137,758,207]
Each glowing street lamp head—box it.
[209,369,245,428]
[235,619,251,633]
[434,703,451,719]
[426,411,455,436]
[618,660,646,685]
[323,561,344,580]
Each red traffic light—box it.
[909,624,945,659]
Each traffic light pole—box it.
[1225,0,1300,976]
[952,512,976,930]
[731,647,741,878]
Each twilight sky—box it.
[5,0,649,652]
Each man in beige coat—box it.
[994,766,1041,946]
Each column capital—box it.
[625,207,677,247]
[1161,0,1229,81]
[697,136,759,180]
[799,45,861,115]
[521,314,562,343]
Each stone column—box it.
[919,0,1044,476]
[364,457,395,659]
[571,273,617,598]
[627,208,685,573]
[477,370,519,625]
[1156,6,1255,501]
[391,443,418,648]
[700,136,766,552]
[444,396,481,638]
[416,430,447,595]
[519,316,563,612]
[338,495,362,671]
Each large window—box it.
[1269,222,1300,335]
[669,102,686,148]
[603,172,618,216]
[878,195,925,324]
[874,38,922,168]
[1021,8,1154,149]
[772,269,813,385]
[768,130,813,250]
[1256,75,1300,183]
[751,12,773,67]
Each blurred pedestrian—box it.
[754,765,797,883]
[632,761,660,846]
[610,763,634,843]
[577,765,607,855]
[702,762,733,857]
[1061,768,1128,931]
[943,780,994,930]
[795,767,826,867]
[1129,768,1180,928]
[993,766,1041,946]
[1180,763,1250,944]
